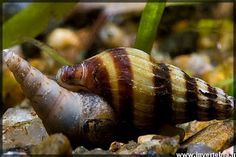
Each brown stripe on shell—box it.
[184,73,199,120]
[195,79,218,120]
[224,93,231,104]
[153,63,173,124]
[83,56,113,106]
[202,84,218,118]
[109,48,134,123]
[206,85,218,105]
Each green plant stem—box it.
[134,0,166,53]
[3,3,76,49]
[25,37,72,65]
[166,2,201,7]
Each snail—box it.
[2,50,116,148]
[3,47,234,148]
[56,47,234,129]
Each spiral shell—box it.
[3,50,116,147]
[56,47,234,130]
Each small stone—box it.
[146,150,158,157]
[3,107,38,129]
[186,144,215,153]
[131,140,158,155]
[176,120,220,141]
[31,133,72,155]
[153,136,179,155]
[117,141,139,154]
[138,134,158,144]
[117,136,179,155]
[2,146,32,157]
[2,151,29,157]
[125,141,139,150]
[84,148,112,154]
[109,141,124,152]
[181,120,234,152]
[47,28,79,50]
[99,22,132,47]
[46,28,83,63]
[117,147,133,155]
[73,146,89,154]
[3,107,48,150]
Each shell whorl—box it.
[56,47,234,129]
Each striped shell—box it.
[56,47,234,130]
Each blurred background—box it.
[2,2,234,112]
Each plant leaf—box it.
[25,37,72,65]
[134,0,166,53]
[166,2,201,7]
[3,2,76,49]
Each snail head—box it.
[56,63,88,91]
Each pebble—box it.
[187,144,215,153]
[181,120,234,152]
[31,133,72,155]
[73,146,89,154]
[3,107,48,150]
[109,141,124,152]
[83,148,112,155]
[116,135,179,155]
[176,120,220,141]
[3,107,37,127]
[138,134,158,144]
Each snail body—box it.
[56,47,234,130]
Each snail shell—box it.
[2,50,117,147]
[56,47,234,130]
